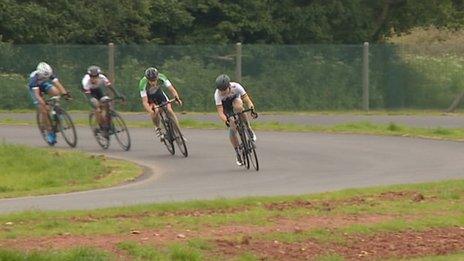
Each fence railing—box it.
[1,43,463,112]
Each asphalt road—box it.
[0,125,463,213]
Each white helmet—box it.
[36,62,53,78]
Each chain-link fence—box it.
[1,43,463,111]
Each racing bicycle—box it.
[228,108,259,171]
[89,96,131,151]
[153,98,188,157]
[36,95,77,147]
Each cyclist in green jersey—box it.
[138,67,183,139]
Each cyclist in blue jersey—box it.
[28,62,71,144]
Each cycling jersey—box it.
[214,82,247,116]
[138,73,172,98]
[28,71,59,105]
[82,74,111,93]
[28,71,58,92]
[214,82,246,106]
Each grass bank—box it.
[0,179,462,260]
[3,116,464,142]
[0,143,141,198]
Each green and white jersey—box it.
[138,73,172,98]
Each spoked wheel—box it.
[36,110,54,146]
[245,128,259,171]
[239,128,250,169]
[248,140,259,171]
[89,112,109,149]
[110,111,131,151]
[160,115,175,155]
[171,122,188,157]
[56,108,77,147]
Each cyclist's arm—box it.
[167,85,180,100]
[242,94,255,110]
[216,105,228,124]
[33,88,46,106]
[141,96,153,113]
[52,79,69,95]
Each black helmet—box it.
[87,65,101,77]
[145,67,159,81]
[215,74,230,91]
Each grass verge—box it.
[0,179,462,260]
[0,143,141,198]
[3,117,464,141]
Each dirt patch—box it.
[214,227,464,260]
[0,214,394,252]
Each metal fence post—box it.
[362,42,369,112]
[108,43,115,84]
[235,42,242,82]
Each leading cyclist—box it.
[214,74,258,165]
[28,62,71,144]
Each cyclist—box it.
[28,62,71,144]
[139,67,183,140]
[214,74,258,166]
[81,65,125,138]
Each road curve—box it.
[0,125,463,213]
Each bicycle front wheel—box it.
[111,111,131,151]
[57,108,77,147]
[36,110,54,146]
[172,122,188,157]
[238,126,250,169]
[89,112,109,149]
[160,114,175,155]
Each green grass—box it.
[0,247,112,261]
[4,114,464,141]
[0,179,462,260]
[0,143,141,198]
[0,180,462,238]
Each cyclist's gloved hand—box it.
[118,94,127,103]
[63,92,72,100]
[250,108,258,119]
[175,96,183,106]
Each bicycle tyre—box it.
[245,126,259,171]
[111,111,131,151]
[89,112,109,149]
[238,124,250,169]
[56,107,77,147]
[171,121,188,157]
[160,112,175,155]
[36,110,54,146]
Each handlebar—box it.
[153,98,179,109]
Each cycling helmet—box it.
[145,67,159,81]
[87,65,101,77]
[36,62,53,78]
[215,74,230,91]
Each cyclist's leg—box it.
[44,85,60,142]
[89,88,106,128]
[151,90,168,129]
[223,100,242,165]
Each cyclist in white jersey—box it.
[81,65,125,137]
[214,74,258,165]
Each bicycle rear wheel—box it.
[111,111,131,151]
[160,114,175,155]
[57,108,77,147]
[89,112,109,149]
[171,122,188,157]
[36,110,54,146]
